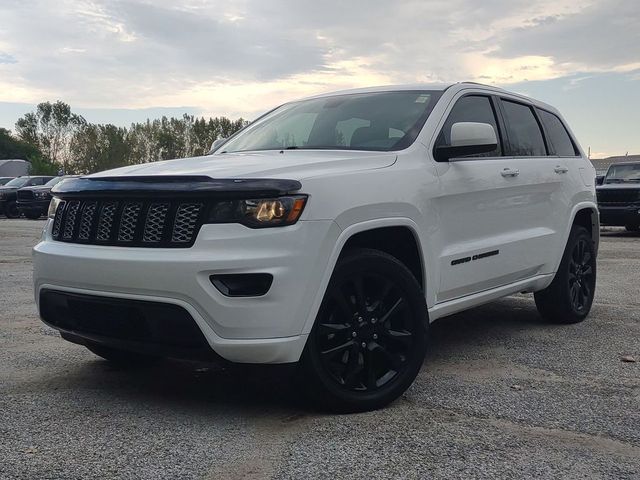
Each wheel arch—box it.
[570,203,600,255]
[299,218,430,336]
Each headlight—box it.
[35,191,51,199]
[206,195,307,228]
[48,197,61,219]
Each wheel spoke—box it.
[343,344,363,387]
[382,328,413,347]
[379,298,406,325]
[321,340,355,358]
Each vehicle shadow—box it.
[43,296,545,413]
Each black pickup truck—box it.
[596,162,640,232]
[0,176,55,218]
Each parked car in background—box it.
[34,83,598,412]
[0,176,55,218]
[17,176,75,219]
[596,162,640,232]
[0,177,14,186]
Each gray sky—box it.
[1,0,638,157]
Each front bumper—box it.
[598,205,640,226]
[17,199,50,214]
[34,219,341,363]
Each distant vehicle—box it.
[0,177,14,186]
[596,162,640,231]
[17,176,76,220]
[0,176,55,218]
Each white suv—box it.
[34,83,599,412]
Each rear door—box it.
[431,93,561,302]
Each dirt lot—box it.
[1,219,639,479]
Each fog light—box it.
[210,274,273,297]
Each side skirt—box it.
[427,273,554,322]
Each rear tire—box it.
[4,201,19,218]
[534,226,596,324]
[24,211,41,220]
[625,224,639,232]
[299,248,428,413]
[85,343,160,366]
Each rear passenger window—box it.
[501,100,546,156]
[436,95,501,157]
[537,109,577,156]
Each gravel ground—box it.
[1,219,638,479]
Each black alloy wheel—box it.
[568,237,595,314]
[535,225,596,323]
[300,248,428,412]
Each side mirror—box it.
[434,122,498,162]
[207,137,227,154]
[595,175,605,186]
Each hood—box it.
[18,185,50,192]
[88,150,397,181]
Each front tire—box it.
[4,201,19,218]
[625,224,639,232]
[300,248,428,413]
[535,226,596,324]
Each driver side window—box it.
[436,95,502,157]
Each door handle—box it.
[501,168,520,177]
[554,165,569,174]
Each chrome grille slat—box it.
[118,202,142,242]
[172,203,203,243]
[78,202,97,240]
[51,200,66,238]
[52,198,204,248]
[143,203,169,243]
[96,202,118,242]
[62,201,80,239]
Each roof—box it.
[299,82,553,111]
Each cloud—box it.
[486,0,640,73]
[0,52,17,64]
[0,0,637,117]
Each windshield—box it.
[4,177,28,188]
[218,91,442,154]
[605,164,640,183]
[45,176,64,187]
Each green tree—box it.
[15,101,86,173]
[0,128,57,175]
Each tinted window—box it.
[4,177,28,188]
[436,95,501,157]
[537,109,577,156]
[219,91,441,153]
[501,100,546,156]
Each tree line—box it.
[0,101,248,175]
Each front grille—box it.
[597,189,640,205]
[52,198,205,247]
[17,190,34,201]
